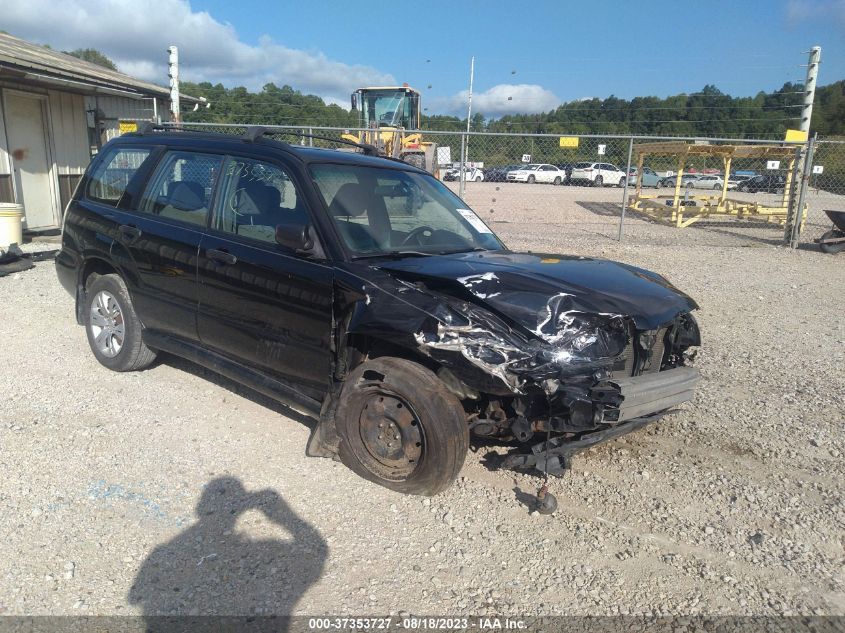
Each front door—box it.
[196,155,333,400]
[3,92,57,229]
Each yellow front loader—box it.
[342,85,439,175]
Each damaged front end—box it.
[314,252,702,477]
[407,269,702,476]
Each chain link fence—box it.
[163,123,828,250]
[801,137,845,249]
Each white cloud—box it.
[433,84,561,117]
[2,0,395,104]
[786,0,845,27]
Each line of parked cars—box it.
[457,162,785,195]
[481,162,628,187]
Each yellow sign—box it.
[559,136,579,148]
[118,120,138,134]
[784,129,808,143]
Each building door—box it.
[3,92,57,229]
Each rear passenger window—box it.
[86,147,152,206]
[138,151,222,227]
[213,157,308,244]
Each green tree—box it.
[64,48,118,71]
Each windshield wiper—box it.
[352,251,435,261]
[438,247,489,255]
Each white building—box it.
[0,33,198,231]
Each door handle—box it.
[119,224,141,242]
[206,248,238,265]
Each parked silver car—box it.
[660,173,700,188]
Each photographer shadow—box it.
[129,477,327,628]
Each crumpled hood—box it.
[376,251,698,332]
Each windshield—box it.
[359,89,415,128]
[311,164,505,258]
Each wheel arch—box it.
[75,257,119,324]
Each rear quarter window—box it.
[85,147,153,206]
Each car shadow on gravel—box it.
[154,352,318,430]
[575,200,623,218]
[128,476,327,626]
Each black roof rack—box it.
[242,125,379,156]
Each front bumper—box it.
[501,367,700,475]
[608,366,700,422]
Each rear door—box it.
[109,149,223,341]
[196,154,333,399]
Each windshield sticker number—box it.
[457,208,493,234]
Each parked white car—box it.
[687,174,736,191]
[506,164,565,184]
[444,167,484,182]
[570,162,626,187]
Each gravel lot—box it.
[1,185,844,618]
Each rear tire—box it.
[819,230,845,254]
[84,274,156,372]
[553,176,561,185]
[594,175,603,187]
[618,177,626,187]
[336,357,469,496]
[527,175,535,184]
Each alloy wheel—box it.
[90,291,125,357]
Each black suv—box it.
[57,128,701,496]
[736,174,787,194]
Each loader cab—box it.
[351,86,421,130]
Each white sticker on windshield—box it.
[457,208,493,234]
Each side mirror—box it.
[351,93,358,111]
[275,223,314,252]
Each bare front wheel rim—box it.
[90,290,125,357]
[357,393,424,480]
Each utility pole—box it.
[784,46,821,245]
[168,45,181,123]
[799,46,821,134]
[459,56,475,199]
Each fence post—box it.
[309,127,313,147]
[458,133,467,199]
[788,135,816,248]
[618,137,634,241]
[783,142,805,245]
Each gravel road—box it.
[1,190,843,618]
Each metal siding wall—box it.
[84,94,162,143]
[47,90,89,175]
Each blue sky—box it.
[204,0,843,100]
[4,0,844,116]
